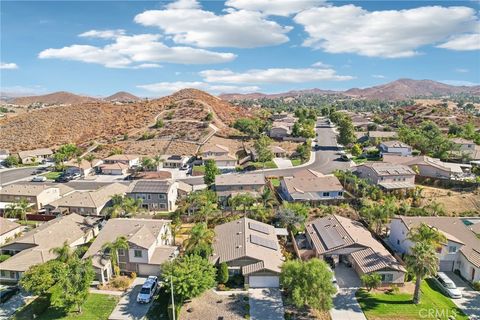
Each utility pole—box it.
[170,277,176,320]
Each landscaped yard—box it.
[250,161,277,169]
[14,293,119,320]
[356,279,468,320]
[192,165,205,174]
[291,159,302,166]
[145,288,169,320]
[42,171,63,180]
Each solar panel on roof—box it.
[249,222,270,234]
[250,234,277,250]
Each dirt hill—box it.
[11,91,99,106]
[0,89,247,152]
[104,91,140,102]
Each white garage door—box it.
[439,260,454,272]
[138,264,161,277]
[249,276,279,288]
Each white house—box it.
[389,216,480,283]
[379,141,412,157]
[280,169,344,202]
[0,217,24,245]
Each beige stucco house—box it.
[0,183,62,210]
[356,162,416,190]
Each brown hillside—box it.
[0,89,247,152]
[11,91,99,105]
[105,91,140,102]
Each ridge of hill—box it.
[11,91,99,105]
[104,91,140,102]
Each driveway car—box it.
[31,175,47,182]
[432,272,462,299]
[136,276,158,304]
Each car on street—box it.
[137,276,158,304]
[31,175,47,182]
[432,272,462,299]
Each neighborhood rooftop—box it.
[127,179,175,193]
[358,162,416,176]
[215,173,265,186]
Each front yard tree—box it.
[338,117,356,146]
[83,154,96,169]
[50,240,77,263]
[184,223,215,258]
[102,236,129,276]
[217,262,229,284]
[204,159,219,185]
[162,255,216,303]
[4,155,19,167]
[361,273,382,291]
[254,134,273,168]
[281,258,336,311]
[351,144,362,157]
[405,242,439,304]
[408,223,447,250]
[20,259,65,296]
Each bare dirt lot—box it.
[421,186,480,215]
[180,290,249,320]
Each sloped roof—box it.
[215,173,265,186]
[18,148,53,159]
[282,169,343,199]
[104,154,139,161]
[100,162,129,170]
[211,217,284,274]
[202,144,230,154]
[65,158,102,170]
[369,131,398,138]
[0,183,58,197]
[127,180,174,194]
[47,183,128,209]
[0,217,22,235]
[380,140,412,148]
[357,162,415,176]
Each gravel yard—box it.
[179,290,249,320]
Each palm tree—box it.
[4,198,30,223]
[425,201,445,216]
[50,240,76,263]
[83,154,96,169]
[405,242,439,304]
[197,200,217,224]
[102,236,129,277]
[122,197,143,217]
[183,222,215,253]
[153,155,162,169]
[259,187,276,209]
[408,223,447,250]
[235,193,256,216]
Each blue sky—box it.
[1,0,479,97]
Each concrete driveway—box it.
[445,272,480,320]
[272,158,293,169]
[0,288,35,320]
[330,264,366,320]
[109,277,151,320]
[249,288,284,320]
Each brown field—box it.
[421,186,480,215]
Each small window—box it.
[380,273,393,282]
[323,192,330,197]
[147,194,151,200]
[10,271,17,279]
[448,246,457,253]
[0,270,6,277]
[397,240,400,245]
[134,250,143,258]
[118,262,127,270]
[338,191,343,196]
[159,203,167,209]
[118,248,125,256]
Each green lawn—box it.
[250,161,277,169]
[270,178,280,187]
[145,288,170,320]
[352,157,367,164]
[291,159,302,166]
[192,165,205,174]
[14,293,119,320]
[42,171,63,180]
[356,279,468,320]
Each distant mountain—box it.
[11,91,99,106]
[104,91,140,102]
[220,79,480,101]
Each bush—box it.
[111,276,130,290]
[0,254,11,262]
[361,273,382,291]
[130,272,137,280]
[217,262,229,284]
[217,283,230,291]
[154,119,164,128]
[472,281,480,291]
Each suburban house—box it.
[99,162,129,175]
[0,214,100,283]
[18,148,53,164]
[450,138,480,161]
[269,123,293,139]
[355,162,416,190]
[126,180,178,212]
[44,183,128,216]
[389,216,480,283]
[379,140,413,157]
[280,169,344,202]
[214,173,265,205]
[0,217,24,245]
[65,158,103,176]
[251,146,287,161]
[211,217,284,287]
[82,218,177,283]
[161,155,190,169]
[0,183,61,210]
[201,145,237,170]
[103,154,140,168]
[302,215,406,284]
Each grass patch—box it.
[291,159,302,166]
[192,165,205,174]
[270,178,280,187]
[352,157,367,164]
[250,161,277,169]
[42,171,63,180]
[145,288,169,320]
[14,293,119,320]
[356,279,468,320]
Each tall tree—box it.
[83,154,96,169]
[338,117,356,146]
[408,223,447,250]
[102,236,129,276]
[405,242,439,304]
[259,187,276,209]
[183,223,215,258]
[50,241,76,263]
[4,198,30,223]
[204,159,220,185]
[254,134,273,168]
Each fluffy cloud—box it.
[225,0,322,16]
[437,33,480,51]
[200,67,353,84]
[134,0,291,48]
[38,33,236,68]
[311,61,331,68]
[79,29,126,39]
[137,81,260,95]
[294,5,479,58]
[0,62,18,69]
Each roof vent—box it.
[237,231,242,235]
[236,245,242,249]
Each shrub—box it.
[111,276,130,290]
[217,283,230,291]
[361,273,382,291]
[472,281,480,291]
[130,272,137,280]
[154,119,164,128]
[0,254,11,262]
[217,262,229,284]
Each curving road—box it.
[0,167,39,186]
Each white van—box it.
[433,272,462,299]
[136,276,158,304]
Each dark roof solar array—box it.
[313,220,345,250]
[249,222,270,235]
[250,234,277,250]
[131,180,171,193]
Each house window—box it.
[323,192,330,197]
[159,203,167,209]
[119,262,127,270]
[338,191,343,196]
[80,208,85,213]
[158,194,166,200]
[0,270,6,277]
[380,273,393,282]
[10,271,17,279]
[228,267,241,276]
[448,246,457,253]
[134,250,143,258]
[147,194,151,200]
[118,249,125,256]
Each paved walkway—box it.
[446,272,480,320]
[272,158,293,169]
[109,277,151,320]
[330,265,367,320]
[249,288,284,320]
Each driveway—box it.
[273,158,293,169]
[330,264,367,320]
[109,277,151,320]
[249,288,284,320]
[445,272,480,320]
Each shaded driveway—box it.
[445,272,480,320]
[109,277,151,320]
[330,264,367,320]
[249,288,284,320]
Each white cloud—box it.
[311,61,331,68]
[0,62,18,69]
[455,68,469,73]
[437,32,480,51]
[79,29,126,39]
[134,0,292,48]
[225,0,322,16]
[137,81,260,95]
[440,80,479,86]
[372,74,386,79]
[200,67,354,84]
[38,34,236,68]
[294,5,479,58]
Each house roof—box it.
[282,170,343,199]
[0,214,100,272]
[383,155,463,174]
[100,162,129,170]
[0,217,22,235]
[18,148,53,159]
[357,162,416,176]
[380,140,411,148]
[395,216,480,269]
[65,158,102,170]
[104,154,139,161]
[368,131,398,139]
[271,146,286,153]
[149,246,178,265]
[127,179,175,194]
[211,217,284,274]
[306,215,405,274]
[47,183,128,209]
[0,183,58,197]
[204,154,237,161]
[215,173,265,186]
[202,144,230,154]
[83,218,170,269]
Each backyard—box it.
[356,279,468,320]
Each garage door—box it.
[249,276,279,288]
[439,260,454,272]
[138,264,161,277]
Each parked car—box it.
[180,164,189,170]
[70,173,81,180]
[137,276,158,304]
[432,273,462,299]
[0,286,19,303]
[31,175,47,182]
